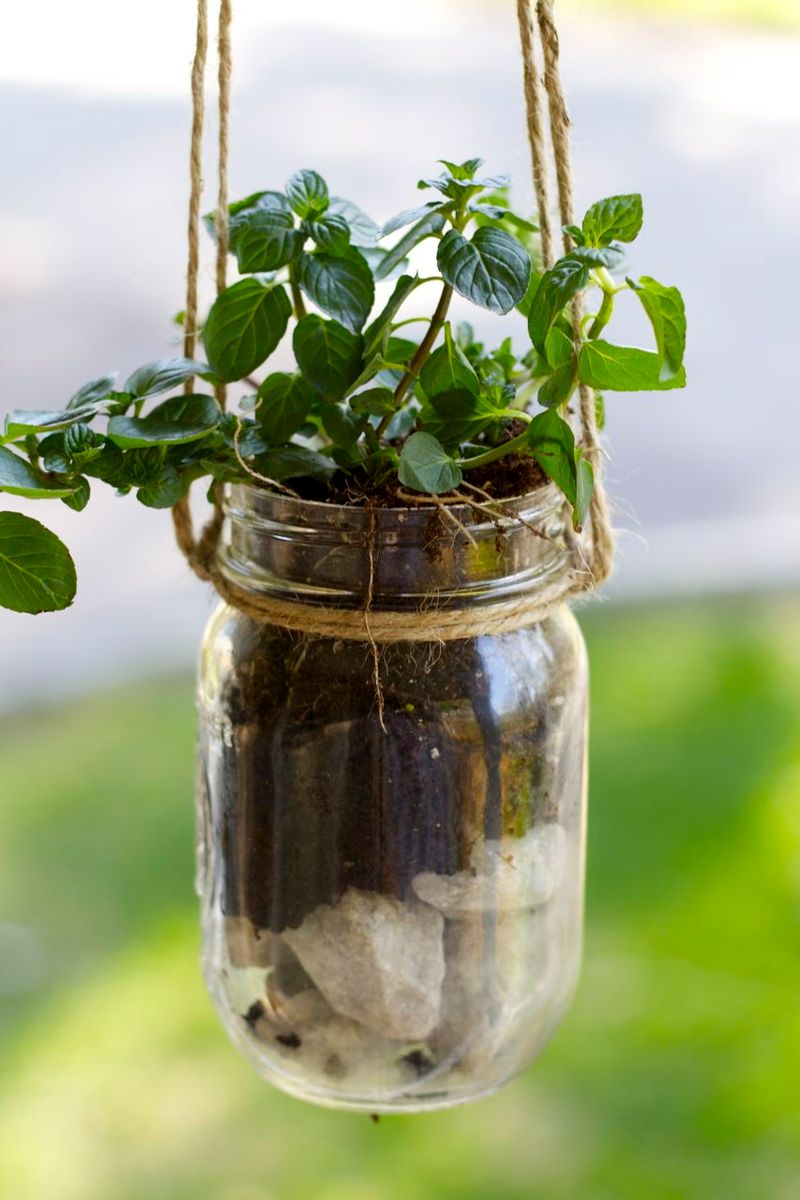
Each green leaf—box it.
[2,405,101,442]
[527,409,577,504]
[0,512,77,613]
[107,394,222,448]
[349,387,396,416]
[258,444,337,483]
[327,197,379,248]
[439,157,484,180]
[528,256,588,355]
[61,475,91,512]
[63,423,104,460]
[203,277,292,382]
[124,357,210,399]
[426,389,497,444]
[380,203,444,238]
[579,339,687,391]
[231,209,305,273]
[296,249,375,333]
[569,244,625,270]
[420,324,480,398]
[582,194,643,247]
[437,227,531,315]
[256,373,314,445]
[137,466,185,509]
[0,446,76,498]
[398,431,462,494]
[629,275,687,382]
[293,315,364,400]
[375,211,446,282]
[594,393,606,431]
[539,359,577,409]
[363,274,419,357]
[67,374,117,410]
[321,402,366,447]
[285,169,329,219]
[207,190,291,241]
[574,453,594,531]
[306,214,351,255]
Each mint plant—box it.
[0,159,686,613]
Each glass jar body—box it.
[196,487,588,1113]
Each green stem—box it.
[289,262,307,320]
[588,289,614,340]
[459,427,530,471]
[375,282,453,439]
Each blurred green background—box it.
[2,596,798,1200]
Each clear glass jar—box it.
[196,483,588,1113]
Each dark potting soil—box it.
[285,446,547,508]
[203,624,559,935]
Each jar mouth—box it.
[225,481,564,534]
[219,482,571,611]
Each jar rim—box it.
[219,482,572,611]
[226,481,564,535]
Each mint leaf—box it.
[203,277,292,382]
[579,339,687,391]
[426,389,498,445]
[437,227,531,315]
[375,210,446,282]
[257,373,314,445]
[327,197,379,248]
[124,357,210,399]
[363,274,419,358]
[349,387,396,416]
[569,244,625,270]
[231,209,305,273]
[0,446,76,498]
[582,194,643,247]
[67,374,117,410]
[2,406,100,443]
[528,257,588,356]
[107,394,221,448]
[137,466,185,509]
[306,214,351,256]
[398,431,462,494]
[293,315,364,399]
[258,444,336,483]
[61,475,91,512]
[527,409,577,504]
[380,203,444,239]
[297,249,375,333]
[420,324,480,398]
[629,275,687,382]
[574,452,594,531]
[0,512,77,613]
[285,169,329,219]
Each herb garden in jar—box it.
[0,0,686,1112]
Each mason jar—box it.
[195,483,588,1113]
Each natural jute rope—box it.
[170,0,614,642]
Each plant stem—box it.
[289,263,307,320]
[458,427,530,471]
[588,267,616,340]
[375,283,453,439]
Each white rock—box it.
[432,909,556,1075]
[411,824,567,917]
[283,888,445,1040]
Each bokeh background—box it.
[1,1,798,1196]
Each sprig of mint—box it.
[0,162,686,613]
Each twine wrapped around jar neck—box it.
[170,0,615,637]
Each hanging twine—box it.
[515,0,614,588]
[170,0,614,637]
[171,0,231,582]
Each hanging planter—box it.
[0,0,686,1113]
